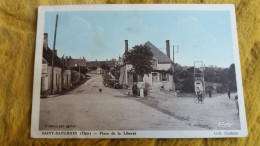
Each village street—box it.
[40,74,240,131]
[40,74,201,130]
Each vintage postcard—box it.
[31,4,248,138]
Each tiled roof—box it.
[144,41,173,64]
[66,58,87,67]
[43,47,64,68]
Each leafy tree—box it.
[173,64,194,92]
[110,66,120,80]
[204,67,229,84]
[101,63,110,70]
[124,44,154,78]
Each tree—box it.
[101,63,110,70]
[124,44,154,78]
[110,65,120,80]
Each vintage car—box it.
[107,79,123,89]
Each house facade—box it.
[61,56,87,81]
[41,33,84,97]
[41,33,65,96]
[119,40,175,91]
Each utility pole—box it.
[79,58,81,80]
[172,45,175,83]
[172,45,175,65]
[51,14,58,94]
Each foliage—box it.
[101,63,110,70]
[204,67,229,84]
[174,63,194,92]
[89,66,97,70]
[110,65,120,80]
[124,44,154,77]
[173,63,237,93]
[109,58,117,61]
[216,85,227,93]
[102,74,113,86]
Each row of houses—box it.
[41,33,87,97]
[41,32,176,96]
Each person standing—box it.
[227,89,231,99]
[208,89,212,98]
[196,87,203,102]
[132,82,137,97]
[235,95,239,116]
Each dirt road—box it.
[40,74,200,130]
[144,91,241,130]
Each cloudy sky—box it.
[44,10,235,68]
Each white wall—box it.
[47,66,62,93]
[63,69,71,89]
[143,72,174,91]
[120,63,175,91]
[156,63,173,70]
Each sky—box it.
[44,10,235,68]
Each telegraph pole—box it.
[172,45,175,83]
[51,14,58,94]
[79,57,81,80]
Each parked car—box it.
[108,79,123,89]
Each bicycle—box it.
[195,94,205,104]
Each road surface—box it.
[40,74,200,130]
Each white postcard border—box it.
[31,4,248,138]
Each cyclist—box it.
[196,87,203,103]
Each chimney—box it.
[43,33,48,50]
[166,40,170,59]
[125,40,128,53]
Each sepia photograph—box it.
[31,4,247,138]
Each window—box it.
[161,72,169,81]
[152,73,158,82]
[152,59,157,67]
